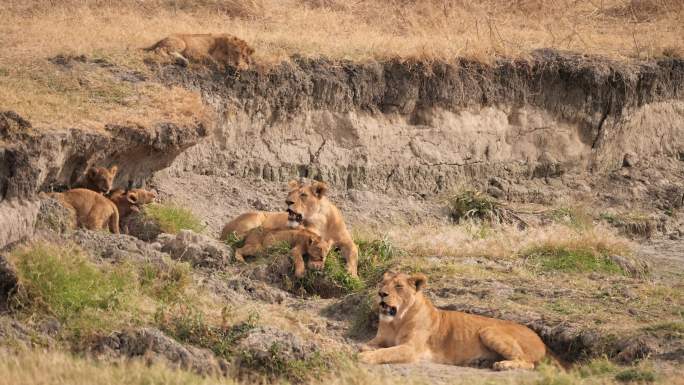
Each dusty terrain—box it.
[1,1,683,385]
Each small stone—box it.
[622,152,639,168]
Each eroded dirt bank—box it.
[157,51,684,197]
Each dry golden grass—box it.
[0,349,233,385]
[1,0,681,127]
[2,0,682,63]
[378,222,633,260]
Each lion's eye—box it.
[300,193,307,198]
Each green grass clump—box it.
[144,203,204,234]
[139,259,192,303]
[11,243,135,330]
[156,305,259,360]
[447,189,503,223]
[642,321,684,340]
[356,237,403,286]
[298,237,402,297]
[523,245,624,275]
[223,231,245,249]
[577,358,618,378]
[237,343,332,383]
[615,368,657,383]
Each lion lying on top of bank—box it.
[145,33,254,70]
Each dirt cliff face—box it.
[0,111,207,247]
[156,50,684,195]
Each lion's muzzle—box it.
[379,301,397,317]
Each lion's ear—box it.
[109,165,118,175]
[409,273,428,291]
[127,192,139,204]
[312,181,328,197]
[382,270,396,281]
[288,179,301,190]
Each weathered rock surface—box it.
[159,230,232,269]
[90,327,229,376]
[236,326,318,365]
[69,229,168,264]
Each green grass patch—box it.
[577,357,618,378]
[446,189,503,223]
[223,231,245,249]
[10,243,135,331]
[523,245,624,275]
[156,304,259,359]
[297,237,402,297]
[642,321,684,339]
[144,203,204,234]
[139,258,192,303]
[615,368,657,383]
[237,344,334,384]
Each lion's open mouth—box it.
[379,302,397,317]
[287,209,303,224]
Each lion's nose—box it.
[379,291,388,298]
[285,200,294,206]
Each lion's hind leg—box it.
[479,327,536,370]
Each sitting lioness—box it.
[220,180,359,277]
[145,33,254,70]
[235,228,333,277]
[359,271,556,370]
[51,188,119,234]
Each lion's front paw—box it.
[359,344,376,352]
[358,351,376,364]
[493,360,534,371]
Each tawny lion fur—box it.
[145,33,254,70]
[109,188,157,233]
[359,271,556,370]
[83,165,118,194]
[51,188,119,234]
[235,228,332,277]
[220,180,359,277]
[109,188,157,220]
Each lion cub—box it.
[145,33,254,70]
[108,188,157,233]
[51,188,119,233]
[83,165,118,194]
[235,228,332,277]
[109,188,157,219]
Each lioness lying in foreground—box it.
[359,271,556,370]
[235,228,332,277]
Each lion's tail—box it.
[546,347,572,371]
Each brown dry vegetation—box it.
[1,0,682,127]
[3,0,683,62]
